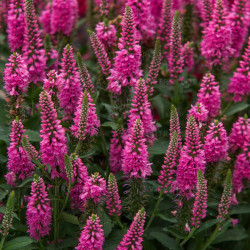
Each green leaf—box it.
[104,230,124,250]
[225,103,249,117]
[148,140,169,155]
[99,210,114,238]
[158,213,177,223]
[0,207,19,220]
[213,228,249,244]
[102,121,116,130]
[60,212,79,225]
[195,219,221,234]
[231,205,250,215]
[24,130,41,142]
[3,237,36,250]
[0,190,9,201]
[18,177,33,188]
[149,232,180,250]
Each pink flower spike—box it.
[117,207,146,250]
[95,22,117,49]
[26,176,52,241]
[182,41,194,72]
[232,139,250,194]
[227,0,248,57]
[39,91,68,179]
[191,170,208,228]
[51,0,78,36]
[23,0,46,84]
[127,0,156,42]
[7,0,25,52]
[201,0,234,67]
[58,45,82,120]
[158,0,173,56]
[146,39,162,96]
[122,119,152,179]
[39,2,52,35]
[89,31,111,76]
[71,91,100,140]
[80,172,106,204]
[200,0,213,28]
[197,73,221,119]
[158,131,179,193]
[217,170,233,226]
[187,102,209,126]
[43,70,61,98]
[106,173,122,216]
[175,116,206,199]
[5,118,35,185]
[204,120,228,163]
[107,5,142,95]
[168,11,184,84]
[228,37,250,102]
[4,53,29,96]
[229,115,250,153]
[128,78,157,145]
[76,214,104,250]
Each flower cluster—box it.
[188,102,209,125]
[76,214,104,250]
[80,173,106,204]
[107,6,142,94]
[95,22,117,48]
[26,176,52,241]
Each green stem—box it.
[115,214,125,231]
[54,181,60,245]
[39,238,44,249]
[35,160,52,183]
[201,224,220,250]
[218,101,233,119]
[58,183,71,219]
[180,227,196,246]
[174,79,179,107]
[75,140,82,154]
[0,236,6,250]
[145,189,164,232]
[100,126,109,179]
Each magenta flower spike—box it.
[187,102,209,126]
[22,135,39,161]
[117,207,146,250]
[228,37,250,102]
[39,91,68,179]
[182,41,194,72]
[80,172,106,204]
[127,0,156,42]
[71,91,100,140]
[89,31,111,76]
[26,176,52,241]
[122,119,152,179]
[5,118,35,186]
[69,153,88,211]
[229,115,250,153]
[175,116,206,199]
[168,11,184,84]
[39,1,52,35]
[128,78,157,144]
[150,0,164,24]
[158,0,173,56]
[106,173,122,216]
[204,120,228,163]
[107,5,142,95]
[232,139,250,193]
[22,0,46,84]
[227,0,248,57]
[201,0,234,68]
[95,22,117,49]
[7,0,25,52]
[76,214,104,250]
[51,0,78,36]
[201,0,213,28]
[197,73,221,119]
[77,52,95,94]
[158,131,178,193]
[217,170,233,226]
[191,170,208,228]
[170,105,182,159]
[146,39,162,96]
[43,70,61,97]
[58,45,81,120]
[4,53,29,97]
